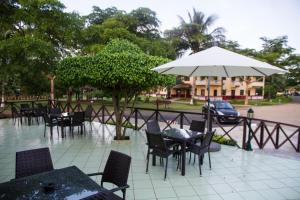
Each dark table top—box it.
[163,128,204,142]
[0,166,107,200]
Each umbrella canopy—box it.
[153,46,286,77]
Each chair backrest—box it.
[146,120,161,133]
[190,120,206,133]
[200,130,216,149]
[84,105,93,118]
[49,108,61,115]
[73,112,85,123]
[145,131,168,152]
[15,147,54,179]
[101,150,131,188]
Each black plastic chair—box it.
[187,130,216,176]
[15,147,54,179]
[145,131,180,180]
[87,150,131,200]
[70,112,85,134]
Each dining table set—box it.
[146,119,215,178]
[0,149,131,200]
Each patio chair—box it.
[146,120,177,146]
[11,106,23,125]
[20,103,34,125]
[15,147,54,179]
[87,150,131,200]
[146,120,179,162]
[187,129,216,176]
[188,120,206,163]
[145,131,181,180]
[70,111,85,135]
[84,105,93,129]
[43,114,59,137]
[49,107,61,115]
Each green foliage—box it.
[213,134,237,146]
[57,40,174,92]
[164,8,225,56]
[56,39,175,139]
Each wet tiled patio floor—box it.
[0,119,300,200]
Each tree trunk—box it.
[0,81,5,108]
[67,87,73,112]
[244,76,249,106]
[190,77,195,104]
[112,92,122,140]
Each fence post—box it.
[134,108,138,130]
[242,118,247,150]
[102,105,105,123]
[297,128,300,153]
[180,113,183,129]
[275,125,280,149]
[260,122,264,149]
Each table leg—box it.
[61,120,64,138]
[181,141,186,176]
[152,155,156,166]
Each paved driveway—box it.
[238,103,300,125]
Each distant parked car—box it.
[202,100,240,123]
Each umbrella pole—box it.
[207,77,212,132]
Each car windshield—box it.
[215,102,233,109]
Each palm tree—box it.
[165,8,225,104]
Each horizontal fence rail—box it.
[8,100,300,153]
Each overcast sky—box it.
[60,0,300,53]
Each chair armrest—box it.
[109,184,130,193]
[87,172,104,176]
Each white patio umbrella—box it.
[153,46,287,130]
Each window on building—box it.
[248,90,251,96]
[201,89,205,96]
[222,90,226,96]
[256,87,263,96]
[200,76,206,81]
[214,90,218,96]
[240,90,244,96]
[213,76,218,81]
[231,77,236,82]
[194,88,197,95]
[222,77,226,81]
[231,90,235,97]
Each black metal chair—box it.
[15,147,54,179]
[187,130,216,176]
[43,114,59,137]
[70,111,85,135]
[145,131,181,180]
[87,150,131,200]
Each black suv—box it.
[202,100,240,123]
